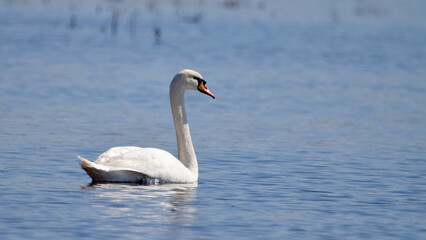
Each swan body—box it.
[79,147,195,183]
[79,69,215,183]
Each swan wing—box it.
[92,146,195,183]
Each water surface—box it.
[1,0,426,239]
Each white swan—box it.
[79,69,215,184]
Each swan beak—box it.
[198,82,215,99]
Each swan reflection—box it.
[82,182,198,224]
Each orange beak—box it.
[198,82,215,99]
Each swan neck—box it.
[170,82,198,179]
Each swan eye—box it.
[193,76,205,86]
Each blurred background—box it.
[1,0,426,239]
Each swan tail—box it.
[78,156,146,183]
[79,156,109,181]
[79,156,95,169]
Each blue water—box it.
[1,0,426,239]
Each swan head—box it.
[172,69,215,99]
